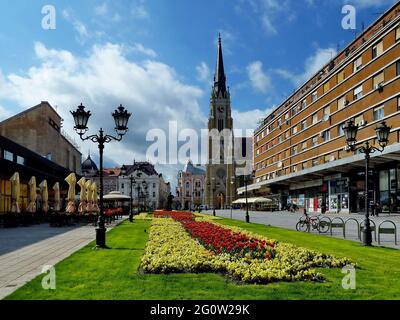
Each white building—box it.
[119,161,170,210]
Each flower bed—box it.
[140,217,353,284]
[153,210,195,221]
[182,221,275,260]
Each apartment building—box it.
[243,3,400,214]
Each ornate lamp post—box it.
[343,120,391,246]
[71,103,131,249]
[244,170,255,223]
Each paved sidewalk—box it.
[0,218,126,300]
[203,210,400,249]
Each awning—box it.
[233,197,273,204]
[103,191,131,201]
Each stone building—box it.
[119,161,170,210]
[176,160,206,210]
[0,101,82,174]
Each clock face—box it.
[218,106,224,113]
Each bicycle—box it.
[296,213,329,233]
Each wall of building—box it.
[0,102,82,174]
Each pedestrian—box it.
[375,202,381,217]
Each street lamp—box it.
[71,103,131,249]
[344,120,391,246]
[244,170,256,223]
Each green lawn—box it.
[5,218,400,300]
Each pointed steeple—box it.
[213,33,227,97]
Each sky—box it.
[0,0,398,191]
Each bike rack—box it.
[318,216,331,234]
[378,220,397,245]
[330,217,345,238]
[345,218,360,239]
[359,220,377,242]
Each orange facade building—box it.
[244,3,400,214]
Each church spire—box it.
[213,33,227,97]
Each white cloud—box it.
[275,47,337,87]
[94,3,108,16]
[0,42,207,191]
[232,107,274,134]
[131,43,157,58]
[236,0,291,36]
[246,61,271,94]
[344,0,397,9]
[62,10,90,43]
[196,62,211,84]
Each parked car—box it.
[199,205,208,210]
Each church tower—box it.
[204,34,235,209]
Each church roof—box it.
[213,34,227,98]
[81,154,98,173]
[183,160,205,176]
[122,161,158,176]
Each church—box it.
[204,35,236,209]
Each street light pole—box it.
[129,176,135,222]
[344,120,391,246]
[245,170,255,223]
[71,104,131,249]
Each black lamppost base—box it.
[362,230,373,247]
[245,215,250,223]
[94,227,109,249]
[129,214,134,222]
[213,209,216,216]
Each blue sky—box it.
[0,0,398,186]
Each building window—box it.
[373,105,385,121]
[312,159,319,167]
[338,95,348,110]
[153,192,156,197]
[353,56,362,72]
[353,85,363,100]
[311,91,318,102]
[337,70,345,83]
[121,183,124,189]
[301,120,307,131]
[312,113,318,124]
[355,115,365,127]
[338,123,345,136]
[292,106,297,116]
[397,60,400,76]
[218,119,224,131]
[322,129,330,142]
[312,136,318,147]
[4,150,13,161]
[16,156,25,165]
[293,146,298,155]
[285,112,289,120]
[278,135,282,144]
[323,82,330,93]
[302,142,308,150]
[302,162,308,170]
[292,126,298,135]
[285,131,290,139]
[301,99,307,110]
[398,96,400,110]
[372,41,383,59]
[396,24,400,41]
[373,72,385,89]
[292,165,298,173]
[323,106,330,116]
